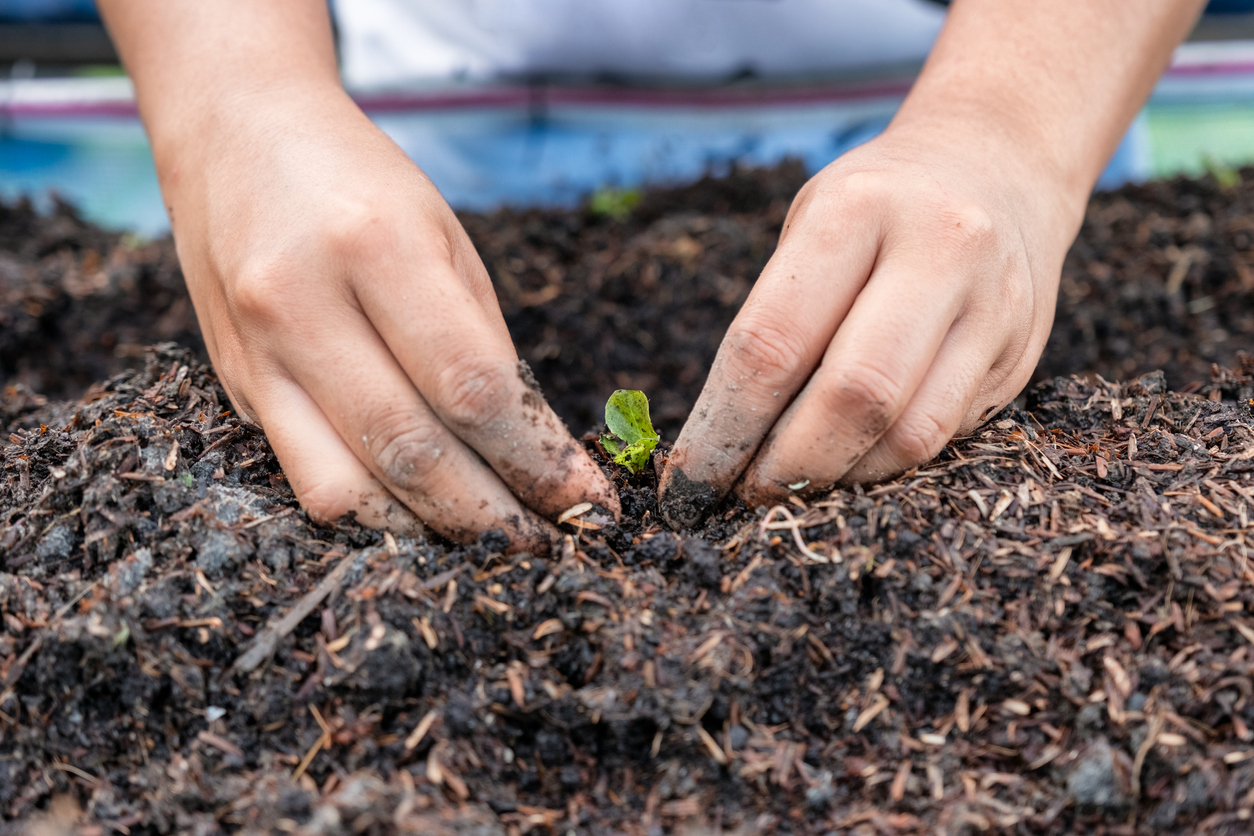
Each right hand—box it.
[162,85,618,551]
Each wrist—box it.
[147,79,355,198]
[882,105,1091,251]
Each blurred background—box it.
[4,0,1254,234]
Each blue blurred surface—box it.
[0,94,1153,235]
[1,113,166,233]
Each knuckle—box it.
[821,360,905,438]
[782,170,885,238]
[433,358,513,429]
[835,169,888,210]
[231,262,298,326]
[370,414,447,493]
[722,314,811,387]
[801,170,883,222]
[323,200,397,262]
[936,202,997,256]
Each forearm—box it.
[894,0,1204,221]
[97,0,341,175]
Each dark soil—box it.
[3,166,1254,835]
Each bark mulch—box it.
[3,167,1254,835]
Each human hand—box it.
[658,126,1083,527]
[164,86,618,550]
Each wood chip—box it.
[405,710,440,750]
[1002,699,1031,716]
[890,761,911,802]
[197,730,244,758]
[557,502,594,525]
[956,689,971,733]
[852,694,890,733]
[1049,547,1073,580]
[930,638,959,664]
[695,725,728,765]
[232,551,367,676]
[532,618,564,640]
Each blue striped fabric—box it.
[5,0,1254,24]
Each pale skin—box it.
[98,0,1205,547]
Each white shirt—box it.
[336,0,947,90]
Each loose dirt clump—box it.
[3,167,1254,835]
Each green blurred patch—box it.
[588,186,641,221]
[73,65,128,78]
[1147,102,1254,180]
[1204,153,1242,190]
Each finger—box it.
[398,216,542,421]
[658,189,883,527]
[842,313,1041,485]
[259,311,561,552]
[736,253,968,507]
[840,328,994,484]
[352,256,620,521]
[443,224,515,341]
[247,372,427,535]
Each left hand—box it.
[658,124,1082,526]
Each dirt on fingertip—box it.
[656,463,723,532]
[4,165,1254,835]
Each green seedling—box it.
[600,389,659,475]
[589,186,642,221]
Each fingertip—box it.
[355,493,427,538]
[298,478,426,536]
[733,474,784,512]
[564,449,622,522]
[513,441,623,524]
[596,488,622,524]
[837,460,904,488]
[504,514,561,556]
[657,457,723,530]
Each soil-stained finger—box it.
[239,373,426,536]
[843,315,1040,484]
[839,330,992,484]
[266,318,559,552]
[658,202,882,528]
[735,253,966,508]
[353,261,620,522]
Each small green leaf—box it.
[112,623,131,648]
[605,390,655,445]
[601,389,659,475]
[600,435,622,456]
